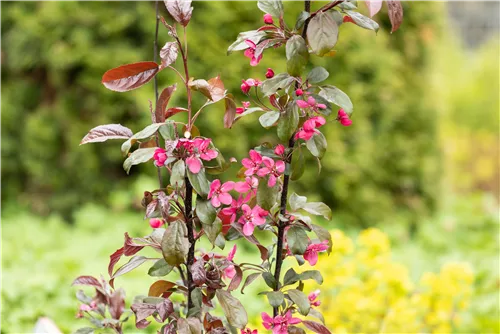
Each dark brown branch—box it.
[184,177,195,310]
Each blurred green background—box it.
[1,1,498,333]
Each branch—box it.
[184,177,195,310]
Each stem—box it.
[153,0,163,188]
[184,177,195,310]
[272,0,311,318]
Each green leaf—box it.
[148,259,174,277]
[227,30,267,55]
[123,147,157,174]
[121,123,166,155]
[286,35,309,77]
[289,192,307,211]
[277,103,299,142]
[259,111,280,128]
[288,289,310,315]
[112,255,148,279]
[170,159,185,188]
[267,291,284,308]
[290,148,305,181]
[195,197,216,225]
[215,290,248,329]
[158,122,176,141]
[203,218,222,246]
[307,67,329,84]
[187,168,210,198]
[256,176,279,211]
[307,11,339,56]
[309,308,326,324]
[311,224,332,254]
[309,94,332,116]
[306,132,327,159]
[262,272,278,290]
[299,270,323,285]
[302,202,332,220]
[283,268,300,286]
[261,73,295,97]
[318,85,353,114]
[295,11,310,30]
[338,1,357,10]
[161,220,189,266]
[74,328,95,334]
[345,10,379,32]
[287,226,309,255]
[257,0,284,18]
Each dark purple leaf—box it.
[72,276,101,288]
[387,0,403,32]
[124,233,145,256]
[155,84,177,123]
[156,298,174,322]
[80,124,133,145]
[160,42,178,68]
[157,192,171,221]
[302,320,332,334]
[164,0,193,26]
[102,62,159,92]
[241,272,261,294]
[227,266,243,292]
[165,107,188,120]
[131,303,156,329]
[108,247,124,277]
[191,260,207,286]
[223,95,236,129]
[111,256,148,279]
[109,289,125,320]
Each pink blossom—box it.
[263,13,274,25]
[265,68,275,79]
[223,245,238,279]
[274,144,285,156]
[295,116,326,141]
[79,304,92,312]
[295,88,303,96]
[337,108,352,126]
[149,218,163,229]
[234,176,258,199]
[257,157,286,187]
[241,78,261,94]
[221,195,247,223]
[236,101,251,114]
[296,96,327,112]
[241,329,258,334]
[238,204,268,236]
[186,155,202,174]
[181,138,218,174]
[243,40,263,66]
[241,80,252,94]
[208,179,235,208]
[308,289,321,307]
[303,240,329,266]
[193,138,218,161]
[227,244,237,262]
[153,148,168,167]
[261,311,301,334]
[241,150,263,176]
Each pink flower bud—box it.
[263,14,274,25]
[241,80,251,94]
[295,88,303,96]
[149,218,163,229]
[265,68,275,79]
[274,144,285,156]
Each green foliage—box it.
[2,1,444,228]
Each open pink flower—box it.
[238,204,268,236]
[241,150,263,176]
[153,148,168,167]
[243,40,263,66]
[337,108,352,126]
[149,218,164,229]
[265,68,275,79]
[261,311,301,334]
[221,195,247,223]
[263,13,274,25]
[236,101,251,114]
[257,157,285,187]
[193,138,218,161]
[296,96,327,113]
[308,290,321,307]
[208,179,235,208]
[223,245,237,279]
[186,155,202,173]
[295,116,326,141]
[234,176,258,201]
[303,240,329,266]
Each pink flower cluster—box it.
[262,311,301,334]
[242,150,285,187]
[241,78,262,94]
[337,108,352,126]
[295,116,326,141]
[308,290,321,307]
[153,138,218,174]
[296,96,327,113]
[236,101,251,114]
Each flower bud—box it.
[295,88,303,96]
[263,14,274,25]
[265,68,275,79]
[149,218,163,229]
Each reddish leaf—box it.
[365,0,383,17]
[207,75,226,102]
[102,62,159,92]
[160,42,178,68]
[224,95,236,129]
[241,272,261,294]
[145,199,158,219]
[148,280,176,297]
[191,260,207,286]
[156,298,174,322]
[72,275,101,288]
[109,289,125,320]
[80,124,133,145]
[254,39,273,59]
[165,107,188,120]
[227,266,243,292]
[124,232,145,256]
[108,247,124,277]
[164,0,193,27]
[131,303,156,329]
[343,15,355,23]
[302,320,332,334]
[111,256,148,280]
[155,85,177,123]
[387,0,403,33]
[139,138,157,148]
